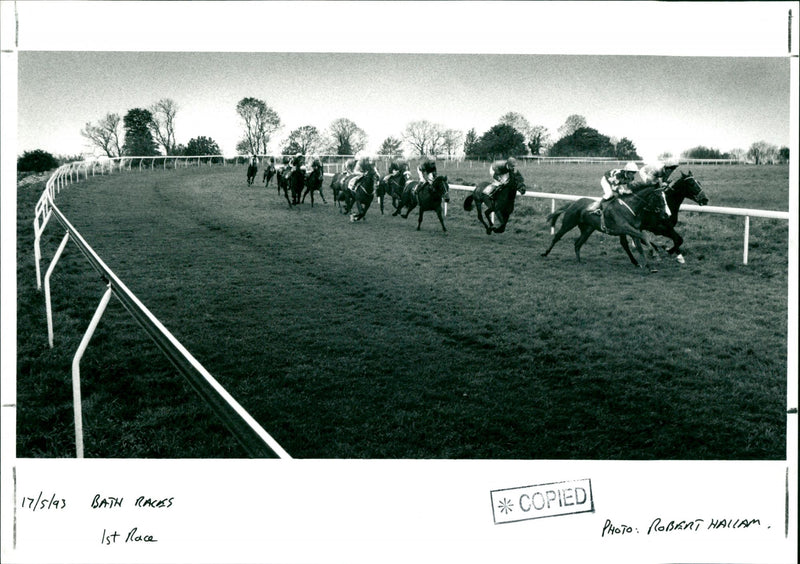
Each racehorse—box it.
[275,165,294,206]
[392,176,450,232]
[262,162,277,187]
[246,157,258,186]
[379,174,407,214]
[463,170,527,234]
[333,167,380,221]
[619,170,709,266]
[301,163,327,206]
[288,167,304,205]
[541,184,671,272]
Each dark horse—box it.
[262,162,277,187]
[541,184,671,272]
[619,170,709,266]
[246,157,258,186]
[392,176,450,231]
[463,170,527,234]
[276,165,294,206]
[331,168,380,221]
[301,162,327,206]
[378,174,407,214]
[288,167,304,205]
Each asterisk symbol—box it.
[498,498,514,514]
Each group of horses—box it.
[245,159,709,272]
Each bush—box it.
[17,149,59,173]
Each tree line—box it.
[17,97,790,174]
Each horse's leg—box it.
[542,212,579,257]
[283,187,293,207]
[434,205,446,232]
[572,223,596,263]
[619,228,656,271]
[619,235,639,266]
[402,200,417,219]
[663,225,685,263]
[475,202,491,234]
[491,210,506,233]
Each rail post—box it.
[71,285,114,458]
[743,215,751,265]
[44,232,70,348]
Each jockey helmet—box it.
[663,158,679,169]
[624,161,639,172]
[507,157,517,168]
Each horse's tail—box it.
[463,195,475,211]
[545,206,567,227]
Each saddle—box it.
[345,174,363,192]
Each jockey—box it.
[631,158,679,190]
[483,157,517,197]
[290,152,305,171]
[417,157,438,189]
[348,154,376,191]
[343,157,357,175]
[588,161,639,231]
[383,158,411,186]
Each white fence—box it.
[34,156,292,459]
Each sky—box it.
[7,2,796,162]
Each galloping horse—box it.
[392,176,450,232]
[276,165,293,206]
[333,168,380,221]
[463,170,527,234]
[541,184,671,272]
[246,156,258,186]
[288,167,304,205]
[619,171,709,266]
[262,162,277,187]
[301,163,327,206]
[379,174,407,214]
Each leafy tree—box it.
[463,128,479,156]
[184,136,221,156]
[236,97,281,155]
[474,124,526,159]
[557,114,588,139]
[80,113,122,157]
[615,137,641,160]
[528,125,550,155]
[122,108,159,156]
[378,136,403,157]
[658,151,674,160]
[778,146,790,164]
[549,127,615,157]
[149,98,179,155]
[403,120,444,156]
[327,118,367,155]
[17,149,59,173]
[281,125,323,155]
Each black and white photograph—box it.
[1,2,797,563]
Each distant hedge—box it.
[18,149,59,173]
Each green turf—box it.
[16,163,789,459]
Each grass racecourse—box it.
[16,162,790,459]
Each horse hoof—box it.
[676,255,686,264]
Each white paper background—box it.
[2,2,797,563]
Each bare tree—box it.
[557,114,588,139]
[747,140,778,164]
[499,112,532,138]
[528,125,550,155]
[149,98,179,155]
[403,120,445,156]
[236,97,282,154]
[441,129,464,157]
[326,118,367,155]
[80,113,122,157]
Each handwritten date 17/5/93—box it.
[20,492,66,511]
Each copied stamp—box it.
[490,478,594,525]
